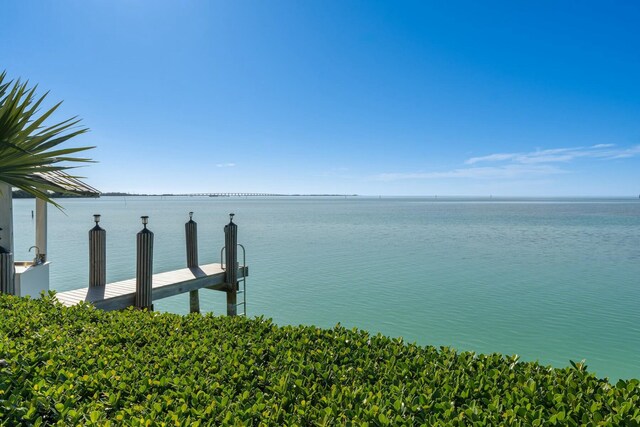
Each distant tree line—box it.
[12,189,99,199]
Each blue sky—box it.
[2,1,639,196]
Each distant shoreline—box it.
[12,190,359,198]
[101,192,361,197]
[12,191,638,199]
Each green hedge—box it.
[1,294,639,426]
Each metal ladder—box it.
[220,244,247,316]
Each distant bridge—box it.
[178,193,286,197]
[169,193,355,197]
[103,192,356,198]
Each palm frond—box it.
[0,71,95,208]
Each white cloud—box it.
[376,164,564,181]
[465,144,640,166]
[606,145,640,159]
[375,143,640,182]
[216,163,236,168]
[465,153,517,164]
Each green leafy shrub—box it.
[1,293,639,426]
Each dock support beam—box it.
[185,212,200,313]
[35,198,47,263]
[0,182,13,255]
[89,214,106,287]
[0,182,14,295]
[0,250,14,295]
[224,213,238,316]
[135,216,153,310]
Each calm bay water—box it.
[12,196,640,380]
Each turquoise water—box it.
[12,196,640,380]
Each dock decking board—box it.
[55,263,248,311]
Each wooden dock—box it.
[55,263,248,311]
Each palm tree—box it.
[0,70,94,208]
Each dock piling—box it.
[89,214,106,287]
[0,183,15,295]
[35,199,47,263]
[224,213,238,316]
[135,216,153,310]
[185,212,200,313]
[0,246,14,295]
